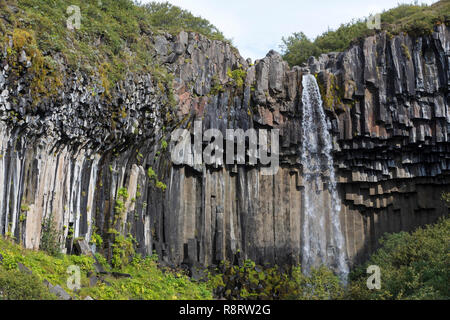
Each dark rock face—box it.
[0,26,448,269]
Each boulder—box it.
[17,262,32,275]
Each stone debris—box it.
[43,280,72,300]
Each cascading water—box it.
[300,74,349,281]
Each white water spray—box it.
[300,74,349,281]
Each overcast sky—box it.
[142,0,439,61]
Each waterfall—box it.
[300,74,349,281]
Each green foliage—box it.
[3,28,62,103]
[117,187,129,201]
[227,67,247,89]
[143,1,227,42]
[147,167,157,180]
[155,181,167,192]
[348,217,450,300]
[212,260,344,300]
[441,192,450,207]
[69,254,95,274]
[114,187,129,218]
[0,236,95,293]
[147,167,167,192]
[209,75,224,95]
[81,255,212,300]
[114,199,125,215]
[315,73,344,111]
[401,43,411,60]
[20,202,30,212]
[111,233,136,269]
[0,0,229,100]
[89,230,103,248]
[39,214,61,257]
[0,268,56,300]
[281,1,450,66]
[0,236,212,300]
[0,250,18,271]
[161,140,168,151]
[281,32,321,67]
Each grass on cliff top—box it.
[282,0,450,66]
[0,236,213,300]
[0,0,228,94]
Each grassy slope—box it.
[2,217,448,300]
[0,237,213,300]
[0,0,229,97]
[282,1,450,66]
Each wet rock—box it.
[43,281,72,300]
[111,272,132,279]
[89,276,99,287]
[73,239,94,257]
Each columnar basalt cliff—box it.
[0,25,448,270]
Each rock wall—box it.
[0,26,448,268]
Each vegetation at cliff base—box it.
[348,216,450,300]
[1,216,449,300]
[210,260,344,300]
[0,236,213,300]
[281,1,450,66]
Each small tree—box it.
[39,214,61,257]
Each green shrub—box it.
[348,216,450,300]
[147,167,167,192]
[281,1,449,66]
[0,268,56,300]
[90,230,103,248]
[143,1,227,42]
[0,250,18,271]
[0,236,210,300]
[111,233,136,270]
[227,67,247,89]
[155,181,167,192]
[39,215,61,257]
[211,260,345,300]
[117,187,129,200]
[147,167,157,180]
[281,32,321,67]
[114,187,129,218]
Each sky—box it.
[141,0,439,61]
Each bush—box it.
[211,260,345,300]
[348,217,450,300]
[39,215,62,257]
[143,1,227,41]
[111,233,136,269]
[281,1,450,66]
[281,32,321,67]
[0,268,56,300]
